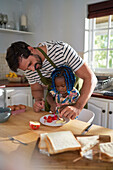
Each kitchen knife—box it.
[81,123,93,135]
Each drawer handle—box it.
[109,111,112,114]
[102,110,105,113]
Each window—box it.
[84,0,113,73]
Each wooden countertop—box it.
[0,79,30,87]
[92,92,113,100]
[0,107,113,170]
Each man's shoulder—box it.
[38,40,68,47]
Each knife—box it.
[81,123,93,135]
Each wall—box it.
[0,0,107,79]
[24,0,106,52]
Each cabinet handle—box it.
[8,97,10,99]
[102,110,105,113]
[109,111,112,114]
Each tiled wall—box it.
[0,53,11,80]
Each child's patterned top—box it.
[50,88,80,114]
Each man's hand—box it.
[33,100,45,112]
[50,102,57,113]
[59,105,81,120]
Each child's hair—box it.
[51,65,75,93]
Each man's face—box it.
[18,54,42,71]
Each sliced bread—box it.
[46,131,81,154]
[76,136,99,157]
[99,142,113,162]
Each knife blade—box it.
[81,123,93,135]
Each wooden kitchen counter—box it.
[0,107,113,170]
[0,79,29,87]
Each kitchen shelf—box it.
[0,28,34,35]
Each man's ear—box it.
[28,46,34,52]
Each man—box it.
[6,40,97,119]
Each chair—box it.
[78,108,95,124]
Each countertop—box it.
[0,79,30,87]
[0,107,113,170]
[92,92,113,100]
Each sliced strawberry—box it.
[43,116,47,120]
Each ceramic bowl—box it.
[0,107,11,123]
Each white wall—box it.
[24,0,107,52]
[0,0,107,53]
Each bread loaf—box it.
[38,131,81,155]
[46,131,81,154]
[99,142,113,162]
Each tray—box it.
[11,108,26,115]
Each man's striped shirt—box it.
[24,40,84,86]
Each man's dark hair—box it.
[6,41,31,72]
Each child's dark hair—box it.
[51,66,75,93]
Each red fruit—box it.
[44,116,47,120]
[29,121,40,130]
[52,116,57,120]
[47,117,52,123]
[48,115,52,119]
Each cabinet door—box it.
[88,102,102,126]
[108,102,113,129]
[88,97,108,127]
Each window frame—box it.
[84,15,113,73]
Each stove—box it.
[95,76,113,91]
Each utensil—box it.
[81,123,93,135]
[0,107,11,123]
[8,136,27,145]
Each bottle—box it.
[20,14,28,31]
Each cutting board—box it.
[31,135,113,170]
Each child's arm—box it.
[46,92,56,113]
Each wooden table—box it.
[0,107,113,170]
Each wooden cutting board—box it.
[31,135,113,170]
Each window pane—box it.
[85,18,89,30]
[111,15,113,27]
[94,50,107,68]
[95,16,109,29]
[84,31,89,52]
[109,50,113,68]
[110,29,113,48]
[94,30,108,49]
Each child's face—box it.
[55,76,67,95]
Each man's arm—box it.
[60,62,97,119]
[30,82,45,112]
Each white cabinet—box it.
[108,101,113,129]
[88,97,113,129]
[6,87,33,107]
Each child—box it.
[46,65,80,115]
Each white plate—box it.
[40,114,69,127]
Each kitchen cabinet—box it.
[6,87,33,107]
[88,97,113,129]
[108,101,113,129]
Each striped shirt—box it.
[24,40,84,86]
